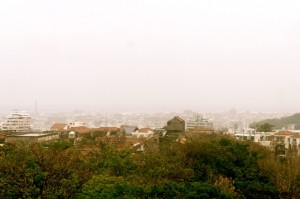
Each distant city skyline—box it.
[1,0,300,113]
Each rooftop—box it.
[275,131,297,136]
[19,133,47,137]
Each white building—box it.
[186,114,213,129]
[131,128,154,138]
[1,111,31,132]
[68,122,86,128]
[69,131,76,139]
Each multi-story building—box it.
[1,111,31,132]
[164,116,185,141]
[69,122,86,128]
[186,113,213,129]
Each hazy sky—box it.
[1,0,300,113]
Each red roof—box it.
[139,128,153,133]
[92,127,120,132]
[70,126,91,134]
[50,123,68,131]
[291,134,300,139]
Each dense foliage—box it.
[0,134,299,198]
[251,113,300,130]
[255,123,274,132]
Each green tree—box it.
[257,123,274,132]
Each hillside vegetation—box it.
[0,135,299,198]
[251,113,300,130]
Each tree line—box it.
[0,134,299,198]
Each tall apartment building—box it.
[1,111,31,132]
[186,113,213,129]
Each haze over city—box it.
[1,0,300,113]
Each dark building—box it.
[164,116,185,141]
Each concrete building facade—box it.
[5,133,59,143]
[1,111,31,132]
[186,114,213,129]
[164,116,185,141]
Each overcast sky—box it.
[0,0,300,113]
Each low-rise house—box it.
[120,125,138,135]
[69,131,76,139]
[5,133,59,143]
[50,123,69,132]
[70,126,91,137]
[93,127,119,132]
[131,128,154,138]
[186,127,214,136]
[91,127,120,136]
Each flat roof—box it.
[235,134,256,136]
[6,133,58,138]
[290,130,300,133]
[19,133,47,137]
